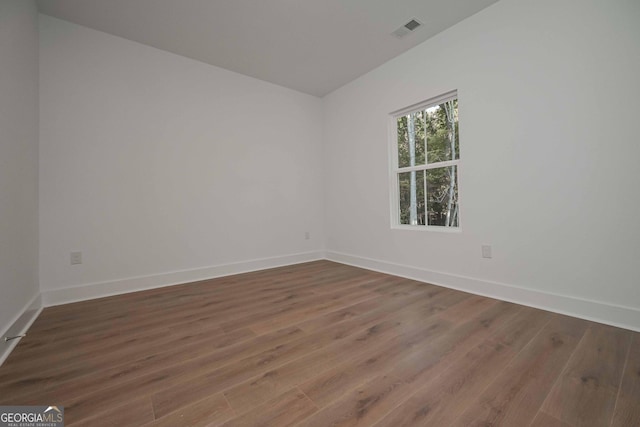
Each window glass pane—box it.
[424,99,459,164]
[426,166,459,227]
[398,170,426,225]
[397,113,426,168]
[397,116,409,168]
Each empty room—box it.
[1,0,639,425]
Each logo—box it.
[0,406,64,427]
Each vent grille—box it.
[404,19,421,31]
[392,18,423,39]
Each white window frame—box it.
[388,90,461,232]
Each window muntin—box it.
[392,92,460,228]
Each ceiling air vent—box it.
[392,19,423,39]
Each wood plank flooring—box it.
[0,260,638,426]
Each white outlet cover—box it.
[481,245,492,259]
[70,251,82,265]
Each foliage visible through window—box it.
[393,93,459,228]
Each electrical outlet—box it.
[305,231,310,240]
[70,251,82,265]
[481,245,492,259]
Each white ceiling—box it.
[37,0,499,97]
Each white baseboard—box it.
[326,251,640,332]
[0,293,43,366]
[41,251,326,307]
[11,247,637,366]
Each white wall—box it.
[39,15,324,300]
[0,0,40,341]
[33,0,640,329]
[323,0,640,328]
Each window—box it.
[390,91,460,229]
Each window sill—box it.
[391,225,462,233]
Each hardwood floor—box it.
[0,260,638,426]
